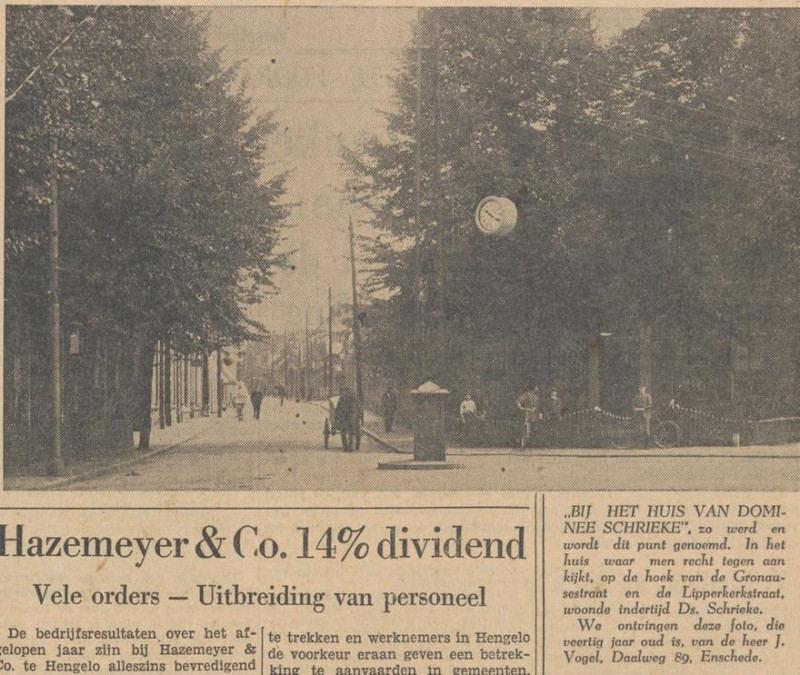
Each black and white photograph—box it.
[5,5,799,491]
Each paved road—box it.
[57,398,800,491]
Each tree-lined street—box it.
[5,7,799,488]
[8,396,794,491]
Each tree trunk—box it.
[639,321,653,391]
[157,341,165,429]
[174,353,181,423]
[201,350,210,415]
[587,337,601,410]
[137,339,157,450]
[164,338,172,426]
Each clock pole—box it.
[431,11,448,382]
[413,7,426,379]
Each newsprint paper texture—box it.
[2,2,800,674]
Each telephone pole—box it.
[305,307,312,400]
[48,132,64,476]
[349,217,364,408]
[328,286,334,396]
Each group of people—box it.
[458,386,564,425]
[230,378,655,450]
[512,384,563,448]
[232,383,266,421]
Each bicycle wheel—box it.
[610,425,634,450]
[653,420,681,448]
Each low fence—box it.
[442,402,800,449]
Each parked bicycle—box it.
[519,406,541,449]
[608,414,681,449]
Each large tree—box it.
[601,9,799,329]
[345,8,604,393]
[345,8,799,415]
[6,6,290,446]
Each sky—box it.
[206,8,645,333]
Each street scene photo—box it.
[5,6,799,490]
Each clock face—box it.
[475,196,518,236]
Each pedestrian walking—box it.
[233,382,248,422]
[334,386,361,452]
[250,387,264,420]
[381,383,399,433]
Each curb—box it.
[360,426,412,456]
[311,399,410,455]
[7,433,201,491]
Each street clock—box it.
[475,196,518,236]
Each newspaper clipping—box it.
[2,3,798,674]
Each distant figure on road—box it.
[233,383,248,422]
[275,384,286,406]
[381,384,399,433]
[545,390,563,420]
[250,388,264,420]
[334,387,361,452]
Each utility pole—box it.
[349,217,364,409]
[216,348,223,417]
[328,286,334,396]
[48,132,64,476]
[305,308,312,400]
[270,336,275,390]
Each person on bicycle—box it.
[632,385,653,441]
[516,384,540,447]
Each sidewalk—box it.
[5,414,221,491]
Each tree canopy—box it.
[6,6,289,349]
[344,8,799,403]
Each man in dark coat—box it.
[381,384,399,433]
[250,387,264,420]
[334,387,362,452]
